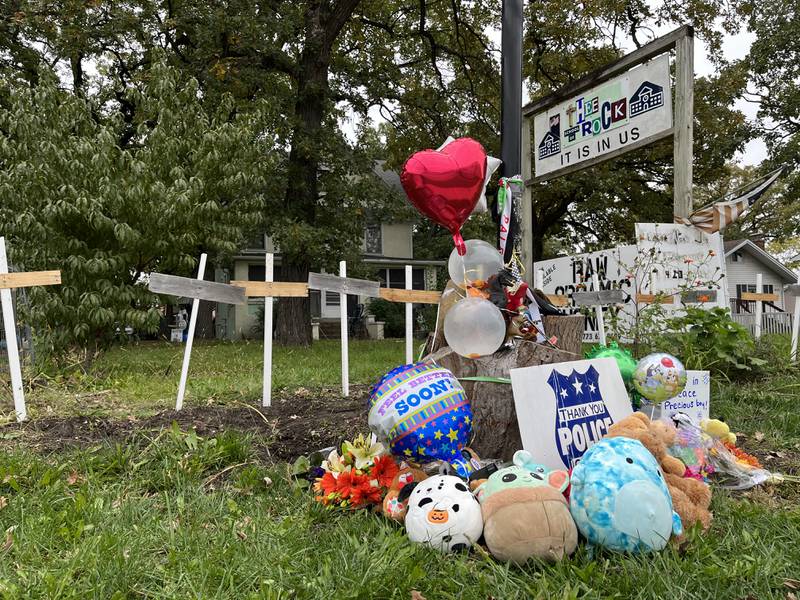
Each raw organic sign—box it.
[510,358,633,471]
[534,223,728,342]
[536,245,638,343]
[533,54,672,178]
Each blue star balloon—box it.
[368,363,473,476]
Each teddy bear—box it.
[472,450,577,564]
[382,464,428,521]
[604,412,712,531]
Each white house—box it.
[724,238,798,334]
[217,162,444,340]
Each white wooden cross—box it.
[0,237,61,421]
[739,273,779,340]
[148,253,246,410]
[230,254,309,407]
[308,265,441,396]
[308,265,380,397]
[787,284,800,363]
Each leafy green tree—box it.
[1,0,771,352]
[2,0,501,346]
[731,0,800,254]
[0,62,267,354]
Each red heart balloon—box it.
[400,138,487,255]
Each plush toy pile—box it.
[295,350,794,564]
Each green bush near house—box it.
[367,298,437,340]
[662,307,769,379]
[367,298,405,338]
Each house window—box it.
[382,268,425,289]
[736,284,774,296]
[245,233,266,250]
[248,264,283,281]
[734,283,775,313]
[248,265,265,281]
[365,225,382,254]
[731,251,743,262]
[325,291,340,306]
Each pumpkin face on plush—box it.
[473,450,578,564]
[402,475,483,553]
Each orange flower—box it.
[315,472,338,496]
[335,470,364,499]
[350,479,383,507]
[371,455,399,488]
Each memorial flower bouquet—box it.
[314,433,399,509]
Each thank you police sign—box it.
[533,54,672,178]
[510,358,633,471]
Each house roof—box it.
[723,239,798,283]
[373,160,404,194]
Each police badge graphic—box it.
[547,365,615,468]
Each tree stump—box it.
[423,334,583,461]
[542,314,585,356]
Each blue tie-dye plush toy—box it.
[569,437,682,553]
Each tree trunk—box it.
[275,43,327,346]
[423,339,582,461]
[195,266,216,339]
[273,0,362,346]
[542,314,584,356]
[276,261,312,346]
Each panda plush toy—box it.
[400,475,483,552]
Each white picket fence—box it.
[731,311,794,337]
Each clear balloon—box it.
[448,239,504,288]
[632,353,687,403]
[444,297,506,358]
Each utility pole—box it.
[500,0,524,264]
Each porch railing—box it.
[731,311,794,336]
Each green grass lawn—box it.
[16,339,410,419]
[0,341,799,598]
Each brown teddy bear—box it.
[604,412,712,532]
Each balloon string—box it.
[453,232,467,256]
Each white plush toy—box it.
[401,474,483,552]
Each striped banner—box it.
[675,166,785,233]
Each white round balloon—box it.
[448,239,504,288]
[444,297,506,358]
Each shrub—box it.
[367,298,405,337]
[662,307,767,378]
[367,298,436,339]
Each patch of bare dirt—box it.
[0,386,371,463]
